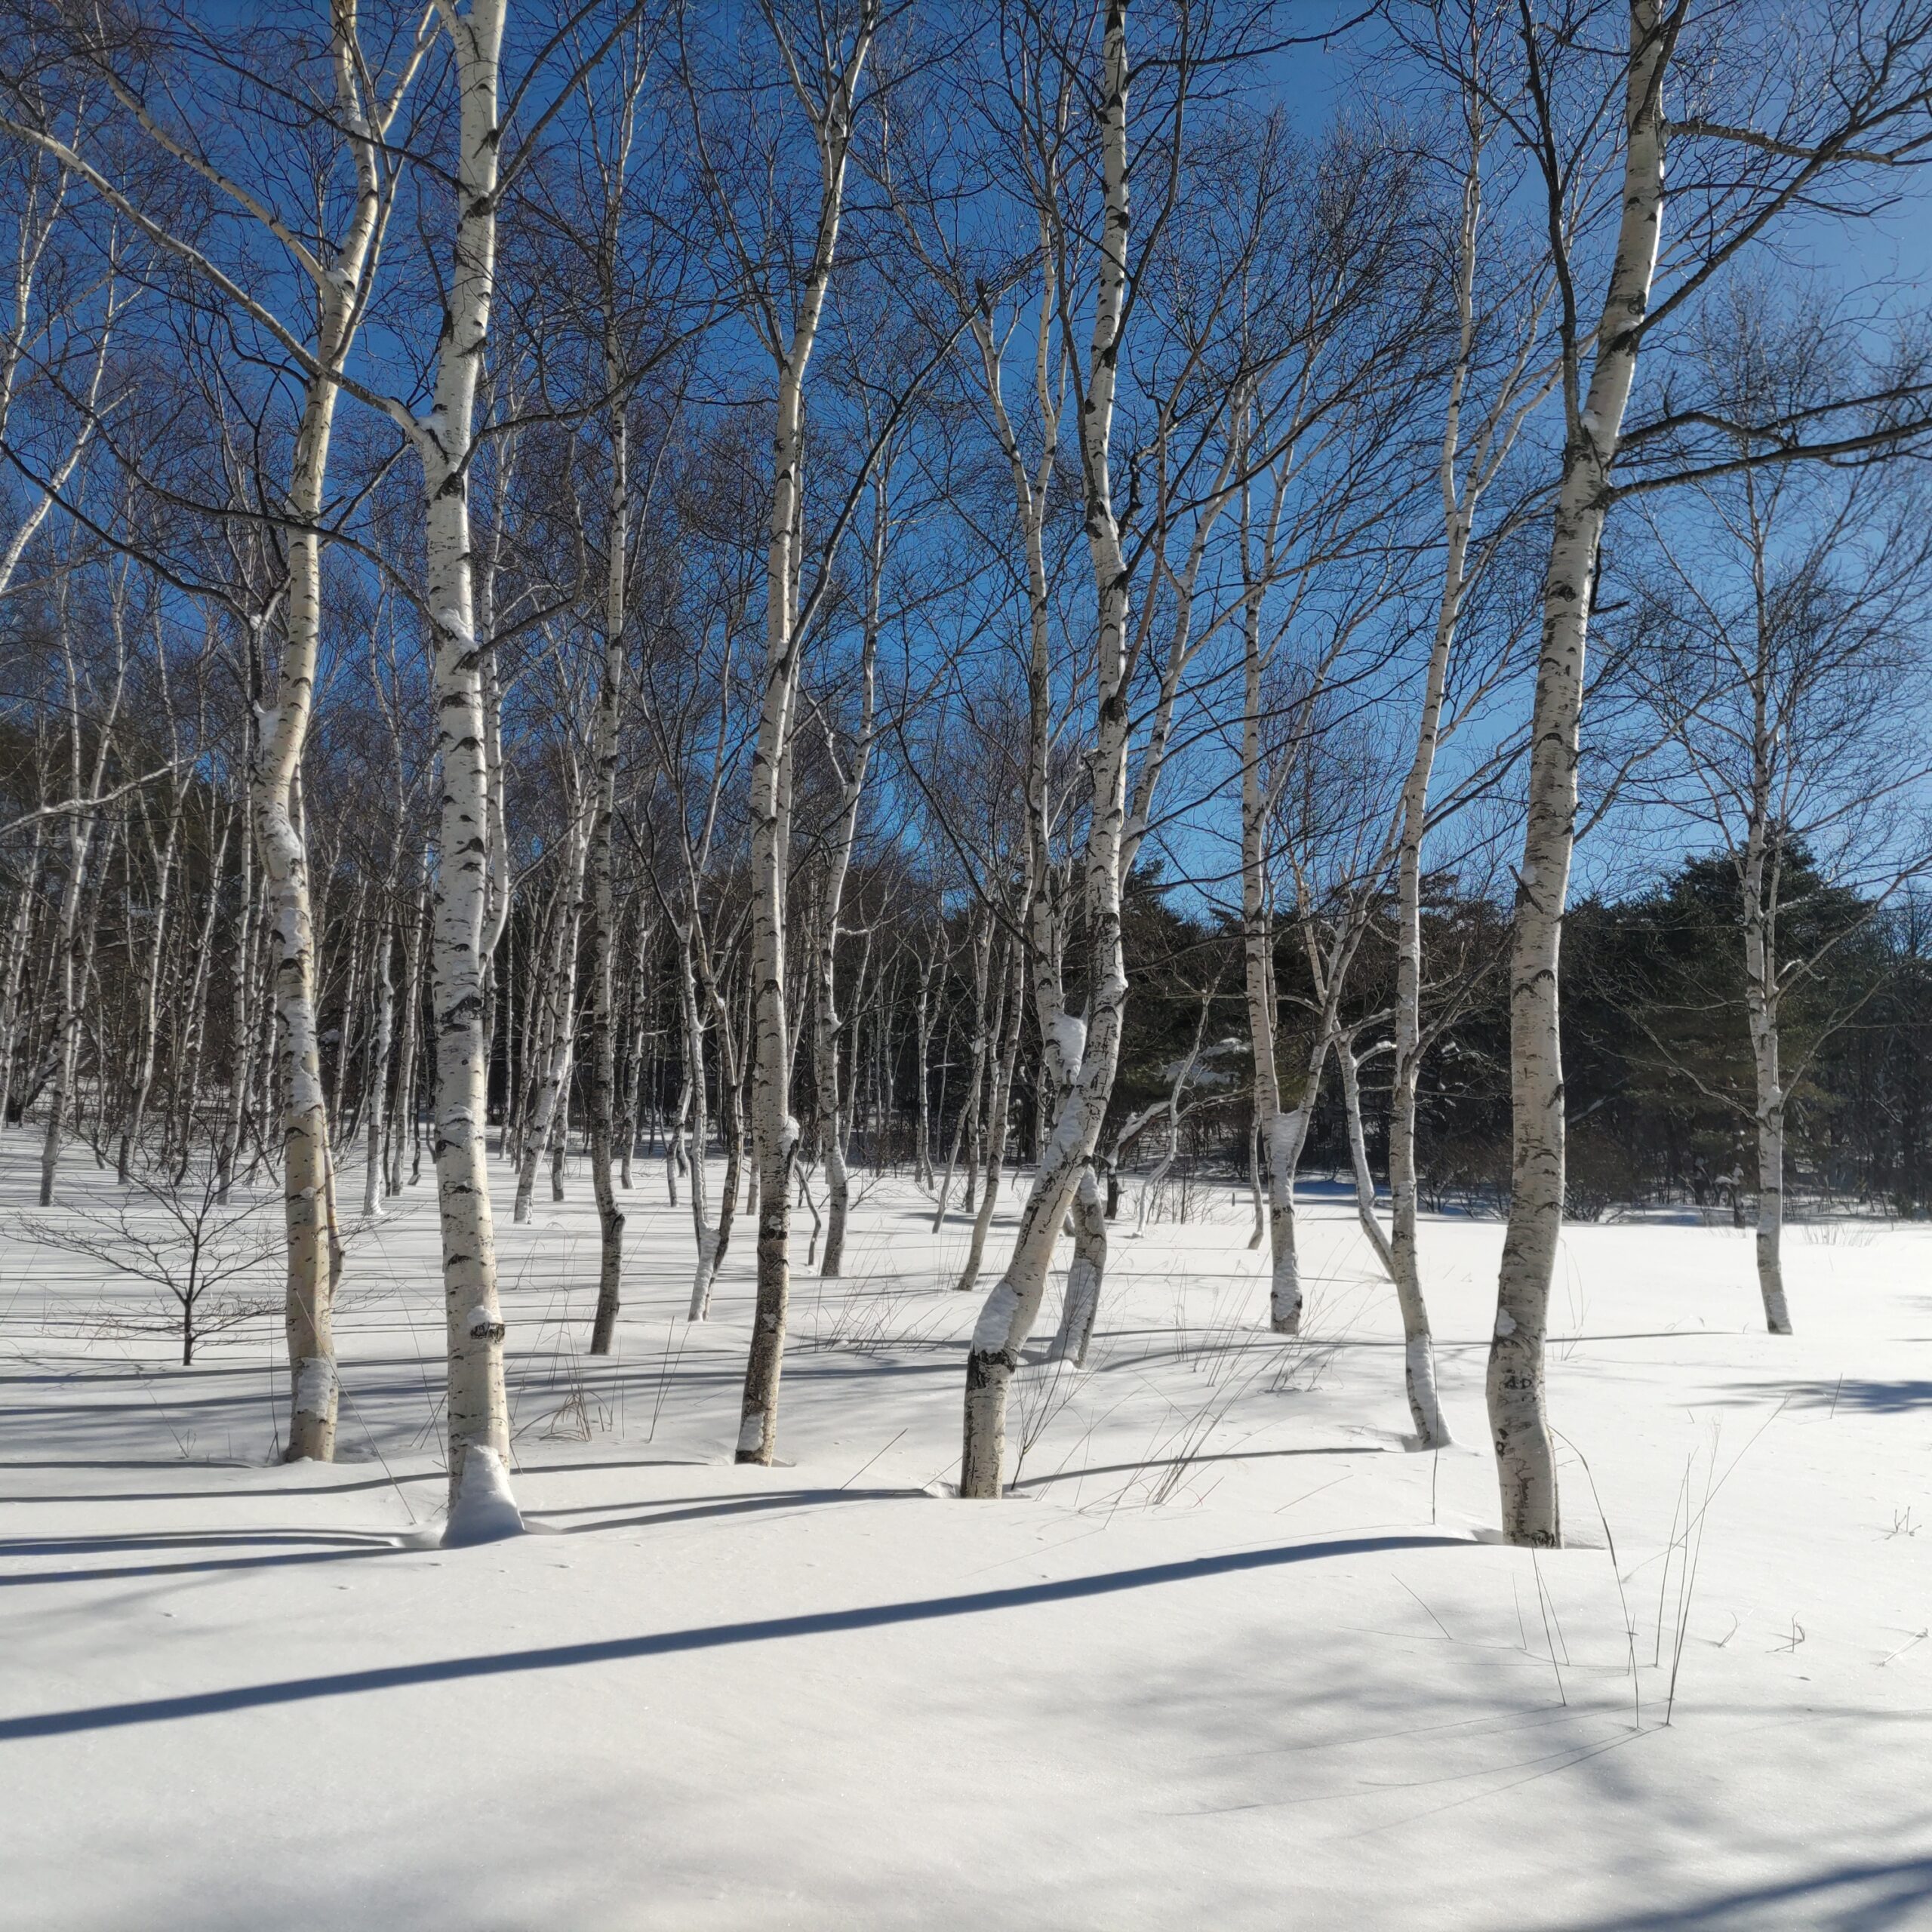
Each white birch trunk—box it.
[1741,823,1792,1334]
[418,0,515,1526]
[955,937,1023,1295]
[588,392,629,1355]
[515,817,588,1223]
[961,3,1134,1497]
[1241,586,1303,1334]
[42,592,127,1207]
[1491,0,1670,1547]
[736,13,875,1465]
[387,863,426,1196]
[360,891,395,1220]
[678,932,720,1319]
[1338,1041,1396,1281]
[118,771,184,1182]
[0,821,45,1131]
[811,486,881,1278]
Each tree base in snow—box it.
[441,1445,524,1546]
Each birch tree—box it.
[0,0,435,1460]
[1487,0,1932,1544]
[960,0,1137,1498]
[1625,291,1932,1333]
[697,0,881,1465]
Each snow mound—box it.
[440,1445,525,1547]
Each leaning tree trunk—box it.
[961,1,1134,1497]
[1051,1164,1108,1367]
[1338,1041,1396,1281]
[1490,0,1669,1549]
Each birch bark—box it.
[1491,0,1672,1546]
[735,8,875,1464]
[933,913,991,1231]
[1741,813,1793,1332]
[514,804,589,1223]
[961,2,1134,1497]
[417,0,516,1523]
[588,389,630,1354]
[41,578,128,1206]
[811,475,884,1278]
[955,934,1023,1294]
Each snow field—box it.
[2,1139,1929,1929]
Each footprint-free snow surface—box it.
[3,1139,1928,1929]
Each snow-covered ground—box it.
[3,1136,1929,1930]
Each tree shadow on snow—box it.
[1723,1379,1932,1413]
[1553,1854,1932,1930]
[0,1532,1468,1741]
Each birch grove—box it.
[1,0,1930,1552]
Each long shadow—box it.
[0,1532,1467,1740]
[1014,1445,1389,1488]
[512,1456,709,1478]
[2,1456,709,1506]
[2,1476,442,1506]
[0,1460,256,1472]
[0,1530,401,1557]
[1727,1379,1932,1414]
[0,1547,390,1588]
[538,1486,918,1533]
[1558,1856,1932,1930]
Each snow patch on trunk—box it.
[441,1445,523,1546]
[971,1279,1022,1357]
[293,1354,337,1420]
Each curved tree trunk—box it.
[961,3,1133,1497]
[1338,1041,1395,1280]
